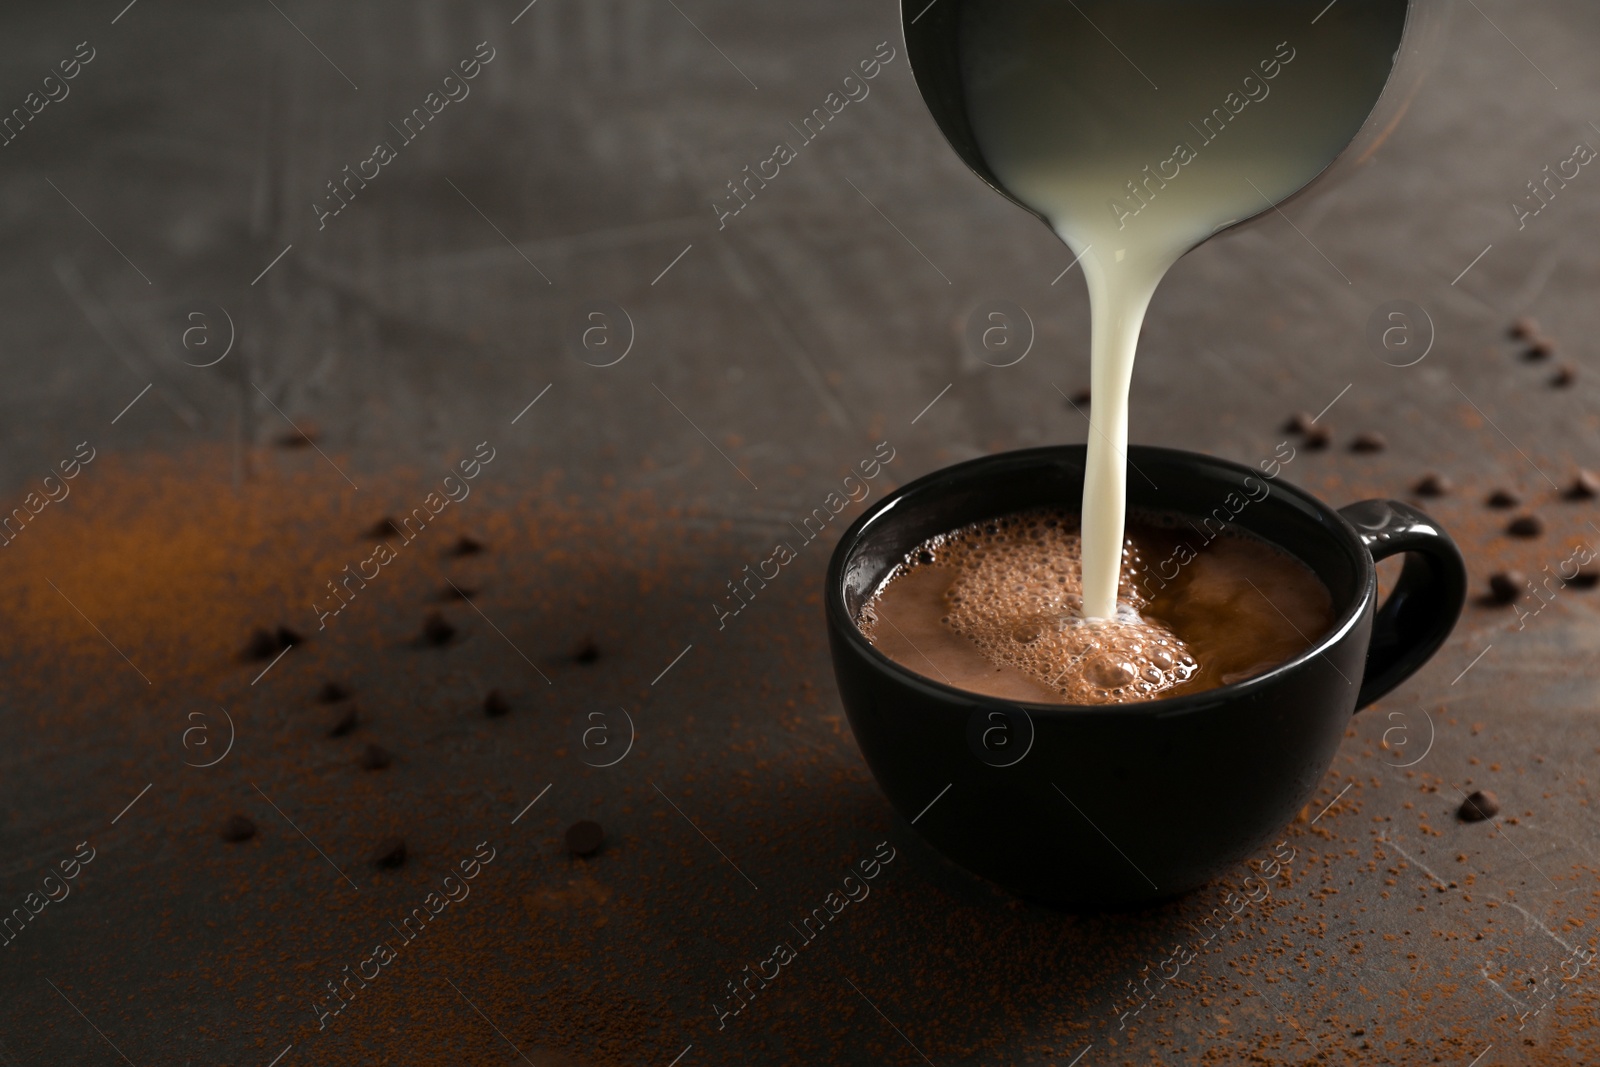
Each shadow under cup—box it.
[825,445,1467,908]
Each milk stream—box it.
[957,0,1405,619]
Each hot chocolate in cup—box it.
[825,444,1466,908]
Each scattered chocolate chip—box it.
[319,681,351,703]
[421,611,456,646]
[484,690,511,718]
[1284,411,1315,434]
[1413,473,1451,497]
[220,815,257,842]
[1509,316,1539,340]
[1486,489,1521,509]
[241,626,298,660]
[441,584,477,602]
[1303,425,1331,450]
[1566,470,1600,500]
[1552,364,1578,388]
[571,637,600,664]
[565,820,605,857]
[1458,790,1500,822]
[1524,339,1556,361]
[1571,566,1600,590]
[277,427,318,448]
[1487,571,1525,605]
[242,629,281,660]
[1350,431,1387,453]
[450,535,485,557]
[369,836,407,868]
[366,517,401,539]
[327,707,359,738]
[359,743,393,770]
[1068,387,1091,406]
[1507,514,1544,538]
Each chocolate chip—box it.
[565,820,605,857]
[327,707,359,738]
[241,626,298,660]
[220,815,257,842]
[366,517,402,539]
[1487,571,1525,604]
[1284,411,1314,434]
[1413,473,1451,497]
[242,629,281,660]
[1486,489,1521,509]
[450,535,485,557]
[1552,364,1578,388]
[1068,387,1091,406]
[319,681,351,703]
[484,690,511,718]
[1303,425,1331,450]
[359,743,393,770]
[1524,339,1556,361]
[1571,566,1600,590]
[421,611,456,646]
[1507,514,1544,538]
[571,638,600,664]
[1510,316,1539,340]
[1566,470,1600,499]
[369,836,407,868]
[1350,432,1387,453]
[1458,790,1500,822]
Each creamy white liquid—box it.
[958,0,1405,618]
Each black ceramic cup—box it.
[825,445,1466,908]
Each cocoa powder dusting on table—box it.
[7,445,1600,1064]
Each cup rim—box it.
[825,443,1374,718]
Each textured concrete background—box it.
[1,0,1599,1064]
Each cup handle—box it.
[1337,499,1468,710]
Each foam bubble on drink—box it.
[892,510,1197,704]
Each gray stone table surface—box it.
[1,0,1599,1064]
